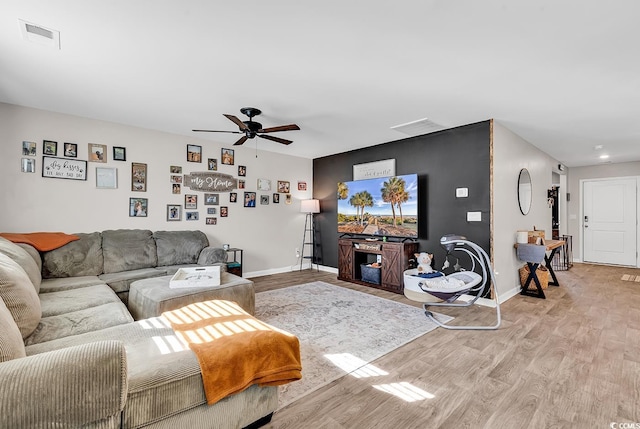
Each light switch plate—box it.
[467,211,482,222]
[456,187,469,198]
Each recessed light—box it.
[599,154,610,159]
[594,145,604,150]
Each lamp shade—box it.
[300,199,320,214]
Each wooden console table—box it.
[338,238,418,294]
[515,239,565,299]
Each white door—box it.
[583,178,637,266]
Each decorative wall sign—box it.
[96,167,117,189]
[353,158,396,180]
[183,172,237,192]
[42,156,87,181]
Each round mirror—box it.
[518,168,532,215]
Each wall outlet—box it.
[467,211,482,222]
[295,248,300,258]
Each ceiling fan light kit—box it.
[193,107,300,146]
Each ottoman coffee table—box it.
[128,272,255,320]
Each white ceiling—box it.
[2,1,639,167]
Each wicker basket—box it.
[519,264,549,289]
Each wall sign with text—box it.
[183,172,237,192]
[42,156,87,181]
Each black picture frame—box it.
[129,198,148,217]
[187,144,202,162]
[113,146,126,161]
[43,140,57,156]
[243,192,256,207]
[63,143,77,158]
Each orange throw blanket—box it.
[0,232,79,251]
[163,299,302,405]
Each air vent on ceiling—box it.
[390,117,444,136]
[19,19,60,49]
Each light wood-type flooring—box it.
[252,263,640,429]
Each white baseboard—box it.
[243,264,336,279]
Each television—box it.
[337,174,419,239]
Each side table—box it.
[226,248,243,277]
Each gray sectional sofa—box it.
[0,230,278,429]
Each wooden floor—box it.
[251,263,640,429]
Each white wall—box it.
[492,121,562,300]
[567,161,640,262]
[0,102,313,275]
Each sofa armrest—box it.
[197,246,228,267]
[0,340,128,428]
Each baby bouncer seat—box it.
[403,234,501,330]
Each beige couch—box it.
[0,231,278,429]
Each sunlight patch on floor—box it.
[324,353,389,378]
[372,382,435,402]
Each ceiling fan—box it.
[192,107,300,146]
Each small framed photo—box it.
[220,207,229,217]
[186,212,199,221]
[273,193,280,204]
[132,162,147,192]
[208,158,217,171]
[21,158,36,173]
[167,204,181,221]
[43,140,57,156]
[238,180,245,189]
[207,207,216,215]
[187,144,202,162]
[185,194,198,209]
[278,180,290,193]
[285,194,292,205]
[89,143,107,163]
[238,165,246,176]
[229,192,237,203]
[298,181,307,191]
[22,141,36,156]
[96,167,118,189]
[170,175,182,184]
[260,195,269,205]
[172,183,181,194]
[258,178,271,191]
[206,217,217,225]
[63,143,77,157]
[221,148,234,165]
[170,165,182,174]
[205,193,219,205]
[129,198,148,217]
[113,146,126,161]
[244,192,256,207]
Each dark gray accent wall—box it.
[313,121,491,269]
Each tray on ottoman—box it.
[170,266,220,288]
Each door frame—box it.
[579,176,639,268]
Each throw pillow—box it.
[0,253,41,338]
[0,237,42,292]
[0,297,26,362]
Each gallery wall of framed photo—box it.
[1,102,313,275]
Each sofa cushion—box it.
[99,268,168,294]
[0,237,42,292]
[154,230,209,266]
[102,230,157,274]
[24,302,133,346]
[197,247,228,266]
[16,243,42,272]
[39,276,107,293]
[42,232,103,278]
[0,254,41,338]
[0,297,26,362]
[39,284,123,317]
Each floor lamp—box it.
[300,199,320,271]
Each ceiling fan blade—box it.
[259,134,292,145]
[258,124,300,133]
[192,129,242,134]
[234,135,249,146]
[224,114,249,131]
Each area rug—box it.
[255,281,452,408]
